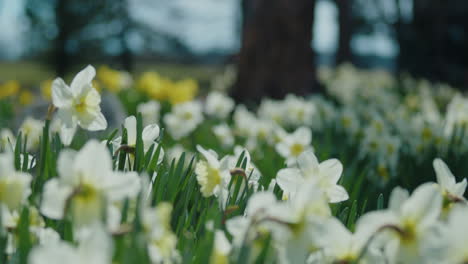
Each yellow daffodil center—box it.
[0,178,24,210]
[74,98,87,113]
[377,165,390,181]
[290,143,304,156]
[210,250,229,264]
[400,220,417,244]
[421,127,432,141]
[195,161,222,197]
[182,112,193,121]
[71,182,103,226]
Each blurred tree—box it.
[26,0,122,76]
[233,0,320,103]
[335,0,354,64]
[358,0,468,88]
[25,0,194,76]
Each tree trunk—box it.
[55,0,70,77]
[336,0,353,65]
[232,0,319,103]
[119,0,133,72]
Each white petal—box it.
[214,230,231,254]
[388,186,409,212]
[124,116,137,145]
[142,124,160,147]
[246,191,277,216]
[29,240,78,264]
[70,65,96,96]
[276,168,303,194]
[78,225,113,264]
[40,179,73,220]
[196,145,220,168]
[74,140,112,183]
[57,108,76,128]
[84,112,107,131]
[297,151,319,173]
[318,158,343,184]
[57,149,78,185]
[52,78,72,108]
[327,185,349,203]
[401,183,442,229]
[294,126,312,144]
[433,158,455,189]
[59,124,77,146]
[104,171,141,201]
[453,179,467,197]
[275,142,290,158]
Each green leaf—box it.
[377,193,384,210]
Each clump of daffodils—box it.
[2,63,468,263]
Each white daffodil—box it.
[52,65,107,145]
[137,100,161,126]
[212,123,235,148]
[276,151,348,203]
[357,184,443,264]
[444,94,468,136]
[308,218,385,264]
[0,152,32,211]
[142,202,180,264]
[233,105,257,137]
[226,191,288,261]
[0,128,15,150]
[209,230,232,264]
[441,205,468,263]
[113,115,163,167]
[275,126,313,164]
[164,101,203,139]
[205,91,235,119]
[258,98,285,125]
[19,117,44,151]
[195,146,231,207]
[221,146,261,192]
[29,225,112,264]
[433,158,467,201]
[283,94,316,127]
[2,206,59,255]
[278,180,332,264]
[40,140,141,228]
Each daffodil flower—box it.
[142,202,180,263]
[357,184,443,263]
[441,205,468,263]
[0,153,32,211]
[309,218,385,264]
[52,65,107,145]
[40,140,140,228]
[276,151,348,203]
[112,115,163,168]
[275,126,313,164]
[195,145,231,199]
[433,158,467,201]
[209,230,232,264]
[29,225,112,264]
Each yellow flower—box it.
[167,78,198,105]
[40,79,53,100]
[19,90,35,105]
[97,65,129,93]
[137,72,169,100]
[0,80,20,99]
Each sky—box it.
[0,0,398,59]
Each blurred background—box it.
[0,0,467,101]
